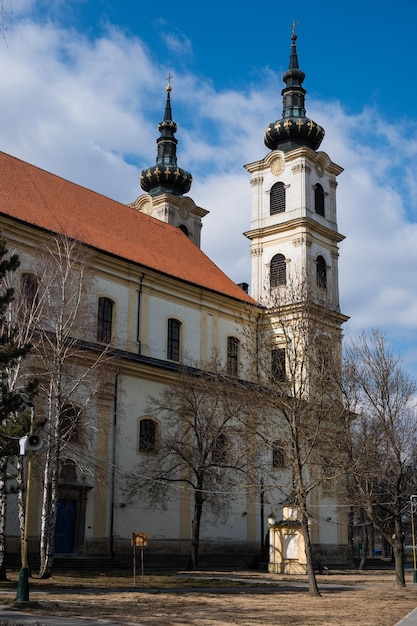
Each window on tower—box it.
[178,224,189,236]
[315,183,325,217]
[316,255,327,290]
[270,182,286,215]
[270,254,286,288]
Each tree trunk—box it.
[189,486,204,571]
[300,509,320,596]
[391,517,405,588]
[358,515,369,570]
[0,458,8,580]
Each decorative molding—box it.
[250,175,263,187]
[292,163,312,174]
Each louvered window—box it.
[316,255,327,289]
[315,183,325,217]
[270,254,286,288]
[270,182,286,215]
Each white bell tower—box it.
[244,29,347,332]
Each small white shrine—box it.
[268,506,307,574]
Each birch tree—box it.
[343,329,417,588]
[32,235,111,578]
[127,363,259,570]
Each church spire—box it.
[264,24,325,152]
[140,77,192,197]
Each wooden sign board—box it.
[132,531,148,547]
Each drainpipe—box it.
[137,273,145,354]
[110,371,119,560]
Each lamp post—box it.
[16,403,43,603]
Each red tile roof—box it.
[0,151,254,304]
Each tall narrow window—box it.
[270,254,286,288]
[271,348,286,381]
[167,318,181,361]
[270,182,286,215]
[97,297,113,343]
[314,183,325,217]
[212,433,227,465]
[21,272,39,309]
[316,255,327,290]
[59,403,81,444]
[272,440,286,468]
[227,336,239,377]
[139,418,157,453]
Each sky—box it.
[1,0,417,375]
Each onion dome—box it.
[264,27,325,153]
[140,80,192,196]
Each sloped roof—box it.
[0,151,254,304]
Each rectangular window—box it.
[97,297,113,343]
[167,318,181,361]
[227,337,239,377]
[271,348,286,381]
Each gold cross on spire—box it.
[166,73,173,92]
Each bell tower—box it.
[130,78,208,248]
[244,27,346,327]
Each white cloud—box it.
[1,13,417,375]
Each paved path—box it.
[396,607,417,625]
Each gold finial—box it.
[289,20,299,40]
[166,73,173,92]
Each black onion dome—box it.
[264,28,325,153]
[140,81,192,196]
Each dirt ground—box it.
[2,568,417,625]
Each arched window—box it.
[212,433,227,465]
[227,336,239,377]
[21,272,39,309]
[178,224,189,236]
[270,182,286,215]
[316,255,327,290]
[270,254,286,288]
[314,183,325,217]
[167,318,181,361]
[272,440,287,468]
[271,348,286,382]
[59,403,81,444]
[97,297,114,343]
[138,418,157,453]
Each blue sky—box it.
[2,0,417,376]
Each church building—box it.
[0,29,349,567]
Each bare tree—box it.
[343,329,417,588]
[31,235,111,578]
[127,362,259,570]
[0,235,38,579]
[242,286,348,596]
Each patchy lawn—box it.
[1,568,416,625]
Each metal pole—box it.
[16,405,35,602]
[16,449,32,601]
